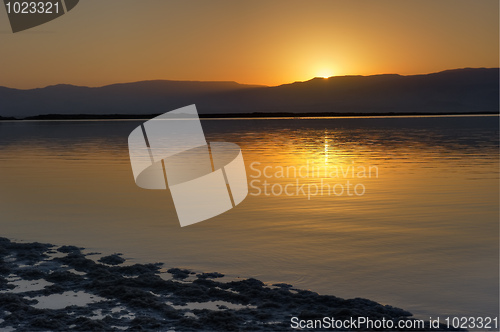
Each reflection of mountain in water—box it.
[0,115,497,156]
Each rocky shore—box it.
[0,237,463,331]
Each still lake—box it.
[0,115,498,319]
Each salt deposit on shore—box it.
[0,237,461,331]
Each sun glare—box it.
[318,69,333,79]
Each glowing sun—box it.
[317,69,333,79]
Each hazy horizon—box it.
[0,66,497,90]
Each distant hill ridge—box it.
[0,68,498,118]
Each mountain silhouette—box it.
[0,68,497,118]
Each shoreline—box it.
[0,237,464,331]
[0,111,498,122]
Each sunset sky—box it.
[0,0,498,89]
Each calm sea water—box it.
[0,115,498,320]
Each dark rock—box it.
[57,245,82,254]
[197,272,224,279]
[167,268,191,280]
[129,316,163,330]
[17,268,47,280]
[98,254,125,266]
[45,270,85,284]
[116,263,161,276]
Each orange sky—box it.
[0,0,498,89]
